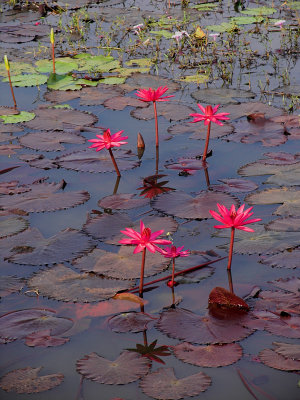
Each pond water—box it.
[0,1,300,399]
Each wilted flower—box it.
[274,20,286,29]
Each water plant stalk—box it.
[50,28,55,74]
[227,227,235,270]
[4,55,17,109]
[202,121,211,162]
[153,101,159,147]
[108,148,121,177]
[139,248,146,297]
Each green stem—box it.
[52,42,55,74]
[7,70,17,109]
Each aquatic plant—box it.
[135,86,174,147]
[161,245,190,287]
[190,104,230,162]
[50,28,55,74]
[209,204,261,270]
[119,220,172,296]
[88,128,128,177]
[3,55,17,109]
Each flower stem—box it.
[202,121,211,162]
[153,101,159,147]
[52,42,55,74]
[227,269,234,294]
[7,70,17,109]
[139,248,146,297]
[227,227,235,270]
[108,148,121,177]
[171,258,175,285]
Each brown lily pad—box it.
[131,102,195,122]
[24,108,97,131]
[78,85,124,106]
[108,311,157,333]
[210,178,258,193]
[0,308,73,343]
[0,367,64,394]
[173,342,242,367]
[260,249,300,269]
[25,329,69,347]
[72,246,170,280]
[125,73,180,93]
[27,264,133,302]
[254,290,300,316]
[168,121,233,139]
[103,95,149,110]
[77,351,150,384]
[44,90,81,104]
[152,190,238,219]
[19,130,85,152]
[273,342,300,361]
[0,276,24,298]
[191,88,255,105]
[55,148,139,173]
[0,180,90,213]
[220,102,283,121]
[156,307,254,344]
[266,217,300,232]
[259,349,300,371]
[18,154,58,170]
[269,277,300,294]
[98,193,149,210]
[0,144,22,155]
[238,161,300,178]
[0,106,19,116]
[139,367,211,399]
[0,216,29,238]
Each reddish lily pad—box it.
[0,216,29,238]
[260,249,300,269]
[55,148,139,173]
[72,246,169,280]
[0,367,64,394]
[245,187,300,217]
[0,180,90,213]
[254,291,300,316]
[220,102,282,120]
[18,154,58,170]
[77,351,150,384]
[259,349,300,371]
[27,264,133,302]
[98,193,149,210]
[266,217,300,232]
[273,342,300,361]
[19,130,85,152]
[25,329,69,347]
[24,108,97,131]
[131,102,195,122]
[156,307,254,344]
[0,144,22,155]
[174,342,242,367]
[2,227,94,265]
[139,367,211,399]
[152,190,238,220]
[78,85,125,106]
[208,287,249,310]
[0,308,73,343]
[225,119,286,147]
[165,158,207,174]
[261,152,300,165]
[167,122,233,139]
[108,311,157,333]
[191,88,255,105]
[0,276,24,298]
[104,96,149,110]
[269,277,300,294]
[0,106,19,116]
[44,90,80,104]
[125,73,180,93]
[210,178,258,193]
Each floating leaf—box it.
[167,122,233,139]
[150,30,173,38]
[131,102,195,122]
[36,58,78,74]
[178,74,209,84]
[152,191,238,219]
[108,311,157,333]
[0,216,29,238]
[241,7,277,15]
[273,342,300,361]
[245,187,300,217]
[44,90,80,104]
[78,85,124,106]
[140,367,211,399]
[174,342,242,367]
[126,58,153,67]
[270,277,300,294]
[260,249,300,269]
[259,349,300,371]
[0,111,35,124]
[0,276,24,298]
[231,16,264,24]
[191,88,255,105]
[27,264,133,302]
[220,102,282,120]
[24,108,97,131]
[19,130,85,152]
[0,61,35,77]
[0,106,19,116]
[208,287,249,310]
[125,73,180,93]
[98,193,149,210]
[76,54,120,72]
[254,291,300,317]
[25,329,69,347]
[99,76,126,85]
[103,96,148,110]
[205,22,236,33]
[238,161,300,178]
[2,73,47,87]
[210,178,258,193]
[0,367,64,394]
[0,180,90,213]
[56,148,139,173]
[72,246,169,280]
[0,308,73,343]
[156,307,254,344]
[165,157,207,174]
[47,73,98,91]
[77,351,150,384]
[264,165,300,186]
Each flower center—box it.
[141,227,151,243]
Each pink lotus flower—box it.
[210,203,261,270]
[189,104,230,162]
[88,128,128,177]
[136,86,174,103]
[190,104,230,126]
[88,128,128,151]
[161,245,190,258]
[119,220,171,254]
[119,221,172,296]
[209,204,261,232]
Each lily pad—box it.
[47,73,98,91]
[273,342,300,361]
[36,58,79,74]
[140,367,211,399]
[0,111,35,124]
[191,88,255,105]
[73,246,169,280]
[77,351,150,384]
[270,277,300,294]
[231,16,264,25]
[177,74,209,84]
[125,73,180,93]
[220,102,282,121]
[76,54,120,72]
[210,178,258,193]
[152,190,238,219]
[98,193,149,210]
[168,121,233,139]
[0,276,24,298]
[0,216,29,238]
[78,85,124,106]
[174,342,242,367]
[205,22,236,33]
[254,291,300,316]
[103,96,149,110]
[0,367,64,394]
[260,249,300,269]
[264,164,300,186]
[0,61,35,77]
[241,7,277,15]
[2,73,47,87]
[131,102,195,122]
[27,264,133,302]
[19,130,85,152]
[108,311,157,333]
[25,329,69,347]
[44,90,80,104]
[259,349,300,371]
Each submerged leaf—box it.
[25,329,69,347]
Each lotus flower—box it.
[161,245,190,287]
[209,204,261,270]
[190,104,230,161]
[119,221,172,296]
[136,86,174,147]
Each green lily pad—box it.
[126,58,153,67]
[76,54,120,72]
[287,1,300,10]
[115,67,150,77]
[241,7,277,15]
[150,30,173,39]
[205,22,236,33]
[98,76,126,85]
[36,58,78,74]
[178,74,209,84]
[231,16,264,25]
[0,62,35,77]
[47,74,98,91]
[2,74,47,87]
[0,112,35,124]
[192,3,218,10]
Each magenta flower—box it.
[190,104,230,162]
[88,128,128,177]
[161,245,190,288]
[209,203,261,270]
[136,86,174,147]
[119,221,172,296]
